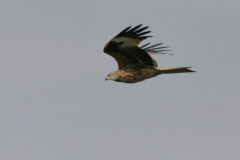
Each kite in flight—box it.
[103,24,195,83]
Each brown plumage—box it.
[103,24,195,83]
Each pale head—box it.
[105,71,117,81]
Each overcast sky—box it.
[1,0,240,160]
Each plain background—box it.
[1,0,239,160]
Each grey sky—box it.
[1,0,240,159]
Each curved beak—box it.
[105,76,109,81]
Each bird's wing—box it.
[140,43,172,55]
[103,24,159,71]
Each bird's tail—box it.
[158,67,195,74]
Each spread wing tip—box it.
[140,43,172,55]
[113,24,152,40]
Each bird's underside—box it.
[112,69,160,83]
[103,24,195,83]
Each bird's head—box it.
[105,71,117,81]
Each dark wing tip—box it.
[113,24,152,40]
[114,25,131,38]
[140,43,171,55]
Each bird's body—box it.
[103,24,195,83]
[109,69,160,83]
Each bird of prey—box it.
[103,24,195,83]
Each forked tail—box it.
[158,67,195,74]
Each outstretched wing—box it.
[140,43,171,55]
[104,24,161,70]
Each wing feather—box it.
[140,43,172,55]
[104,25,167,70]
[110,24,152,47]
